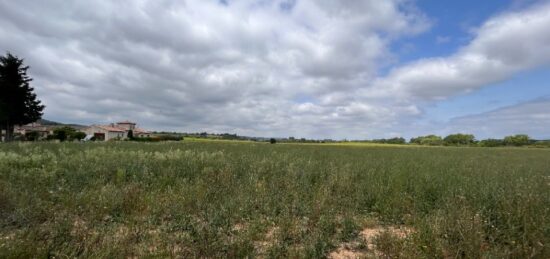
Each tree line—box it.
[345,134,545,147]
[408,133,541,147]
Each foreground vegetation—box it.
[1,141,549,258]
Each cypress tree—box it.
[0,53,45,142]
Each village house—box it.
[84,121,151,141]
[14,123,56,140]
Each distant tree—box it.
[71,131,86,141]
[410,135,444,146]
[479,138,504,147]
[53,126,76,142]
[503,134,531,146]
[25,131,41,141]
[392,137,406,144]
[270,138,277,144]
[221,133,239,140]
[127,129,134,140]
[156,134,183,141]
[532,140,550,148]
[0,53,44,142]
[375,137,406,144]
[443,133,476,146]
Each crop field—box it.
[1,141,549,258]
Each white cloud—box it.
[0,0,433,138]
[363,2,550,101]
[447,97,550,139]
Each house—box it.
[84,125,127,141]
[83,121,151,141]
[14,123,55,140]
[133,128,152,138]
[112,120,152,138]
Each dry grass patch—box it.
[329,225,414,259]
[329,243,369,259]
[254,225,279,255]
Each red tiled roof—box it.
[95,125,126,132]
[133,128,151,134]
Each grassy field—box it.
[1,141,549,258]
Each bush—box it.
[132,137,160,142]
[531,140,550,148]
[52,126,86,142]
[479,139,504,147]
[71,131,86,141]
[372,137,406,144]
[503,134,531,146]
[270,138,277,144]
[53,126,76,142]
[443,134,476,146]
[157,135,183,141]
[410,135,444,146]
[24,131,41,141]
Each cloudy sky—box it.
[1,0,550,139]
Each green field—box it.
[1,141,549,258]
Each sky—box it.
[1,0,549,140]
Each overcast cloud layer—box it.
[1,0,549,139]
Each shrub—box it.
[410,135,444,146]
[157,135,183,141]
[71,131,86,141]
[532,140,550,148]
[372,137,406,144]
[24,131,41,141]
[53,126,76,142]
[443,134,476,146]
[479,139,504,147]
[503,134,531,146]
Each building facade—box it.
[83,121,151,141]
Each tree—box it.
[388,137,406,144]
[0,53,44,142]
[25,131,41,141]
[373,137,406,144]
[270,138,277,144]
[479,138,504,147]
[443,133,476,146]
[71,131,86,141]
[503,134,531,146]
[410,135,443,146]
[127,129,134,140]
[53,126,75,142]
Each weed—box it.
[0,142,548,257]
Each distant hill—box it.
[38,119,63,125]
[38,119,87,129]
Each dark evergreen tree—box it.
[0,53,44,142]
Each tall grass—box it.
[1,142,549,258]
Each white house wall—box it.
[84,126,127,141]
[106,131,127,141]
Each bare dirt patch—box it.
[329,225,414,259]
[329,243,369,259]
[254,226,279,254]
